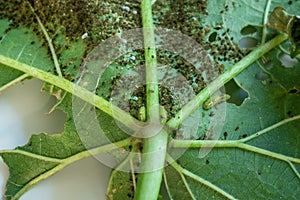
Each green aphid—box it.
[203,94,230,110]
[138,106,146,122]
[159,105,168,124]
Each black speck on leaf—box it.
[288,89,298,94]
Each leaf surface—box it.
[164,0,300,199]
[0,0,300,200]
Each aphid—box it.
[159,105,167,124]
[138,106,146,122]
[203,94,230,110]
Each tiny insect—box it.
[203,94,230,110]
[138,106,146,122]
[159,105,167,124]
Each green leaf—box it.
[0,92,133,199]
[1,0,300,200]
[163,1,300,199]
[107,164,136,200]
[0,19,54,88]
[166,148,300,200]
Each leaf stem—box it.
[134,1,168,200]
[27,1,63,77]
[262,0,272,44]
[240,114,300,143]
[0,55,144,132]
[169,140,300,164]
[166,154,238,200]
[0,74,30,93]
[167,33,288,130]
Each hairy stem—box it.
[134,0,168,199]
[167,33,288,130]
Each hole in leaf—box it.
[255,71,269,81]
[208,32,217,42]
[240,25,257,35]
[225,79,249,106]
[279,53,299,68]
[238,37,258,48]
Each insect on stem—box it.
[203,94,230,110]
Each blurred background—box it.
[0,79,111,200]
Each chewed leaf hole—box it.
[238,37,258,49]
[278,53,299,68]
[240,25,257,35]
[255,72,269,81]
[225,79,249,106]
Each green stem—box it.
[0,73,30,93]
[240,114,300,143]
[0,55,144,132]
[261,0,272,44]
[167,33,288,130]
[134,0,168,200]
[27,1,63,77]
[169,140,300,164]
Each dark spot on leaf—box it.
[209,111,215,117]
[288,0,293,5]
[206,159,210,164]
[28,141,32,146]
[240,25,257,35]
[214,26,222,30]
[30,41,35,45]
[235,126,239,131]
[289,88,299,94]
[223,131,228,139]
[287,110,293,117]
[208,32,217,42]
[239,134,247,139]
[258,170,262,175]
